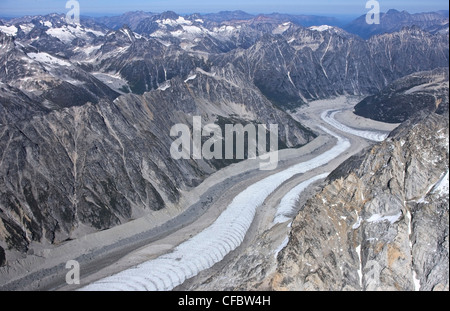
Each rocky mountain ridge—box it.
[273,111,449,291]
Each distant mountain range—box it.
[3,9,448,38]
[83,9,450,38]
[344,9,449,39]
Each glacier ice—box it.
[82,128,350,291]
[321,110,389,142]
[273,173,330,225]
[82,127,354,291]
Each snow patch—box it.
[46,25,104,44]
[182,25,203,35]
[184,74,197,83]
[92,72,129,91]
[356,245,363,288]
[287,71,295,87]
[158,82,171,91]
[18,23,34,35]
[0,25,18,36]
[309,25,333,32]
[213,25,237,34]
[176,16,191,25]
[273,23,291,35]
[432,170,449,198]
[406,209,421,291]
[412,270,421,291]
[274,237,290,259]
[27,52,71,67]
[158,16,192,27]
[416,171,449,203]
[366,212,402,224]
[121,28,133,41]
[46,27,76,43]
[82,45,102,55]
[352,216,362,229]
[171,29,184,37]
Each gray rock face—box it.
[0,246,4,267]
[272,112,449,291]
[354,68,449,123]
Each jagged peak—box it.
[119,25,136,40]
[158,11,180,21]
[386,9,401,14]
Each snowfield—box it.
[0,25,18,36]
[27,52,72,67]
[46,25,104,44]
[321,110,389,142]
[309,25,333,32]
[81,127,351,291]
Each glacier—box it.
[321,110,389,142]
[81,125,352,291]
[273,173,330,225]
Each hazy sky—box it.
[0,0,448,17]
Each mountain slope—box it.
[217,26,449,109]
[0,63,313,260]
[92,11,157,30]
[0,32,119,121]
[354,67,449,123]
[272,112,449,291]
